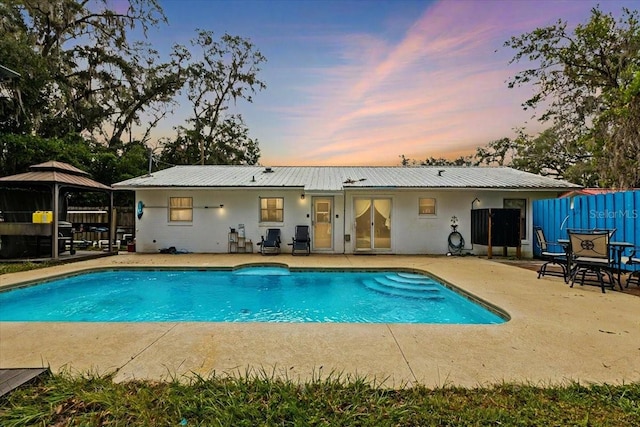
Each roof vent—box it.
[263,167,274,173]
[437,169,445,176]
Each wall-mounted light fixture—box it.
[204,204,225,209]
[300,194,305,200]
[471,198,480,210]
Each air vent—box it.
[263,167,274,173]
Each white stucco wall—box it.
[132,188,561,257]
[133,189,345,254]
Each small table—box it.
[610,241,634,287]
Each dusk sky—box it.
[143,0,637,166]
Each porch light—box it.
[300,194,305,200]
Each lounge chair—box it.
[259,228,281,255]
[534,226,568,282]
[290,225,310,256]
[568,230,616,293]
[624,247,640,287]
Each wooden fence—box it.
[67,207,134,244]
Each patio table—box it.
[610,241,634,287]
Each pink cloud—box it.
[259,0,622,166]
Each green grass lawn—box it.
[1,372,638,426]
[0,262,52,275]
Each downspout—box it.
[469,197,480,252]
[342,191,347,254]
[109,191,114,252]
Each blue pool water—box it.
[0,268,505,324]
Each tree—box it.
[505,6,640,188]
[398,154,472,167]
[1,1,266,176]
[0,0,182,146]
[0,133,94,176]
[473,128,600,186]
[473,137,517,167]
[160,31,266,166]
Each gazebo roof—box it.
[0,161,111,191]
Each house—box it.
[113,165,581,257]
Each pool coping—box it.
[1,253,638,388]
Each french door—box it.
[354,198,391,251]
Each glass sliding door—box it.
[354,198,391,251]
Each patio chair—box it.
[290,225,310,256]
[623,247,640,287]
[568,230,616,293]
[259,228,281,255]
[534,226,568,282]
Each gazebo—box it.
[0,161,114,259]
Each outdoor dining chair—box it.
[624,248,640,287]
[567,230,617,293]
[534,226,568,282]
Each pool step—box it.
[362,279,445,301]
[384,274,439,286]
[233,267,290,276]
[397,272,432,280]
[376,276,440,292]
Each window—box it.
[418,198,436,215]
[504,198,526,239]
[260,197,284,222]
[169,197,193,222]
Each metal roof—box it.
[113,165,581,192]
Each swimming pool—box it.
[0,267,506,324]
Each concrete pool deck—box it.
[1,254,638,388]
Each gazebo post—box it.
[52,183,60,259]
[108,192,114,252]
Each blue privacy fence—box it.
[533,190,640,271]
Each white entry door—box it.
[312,197,333,250]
